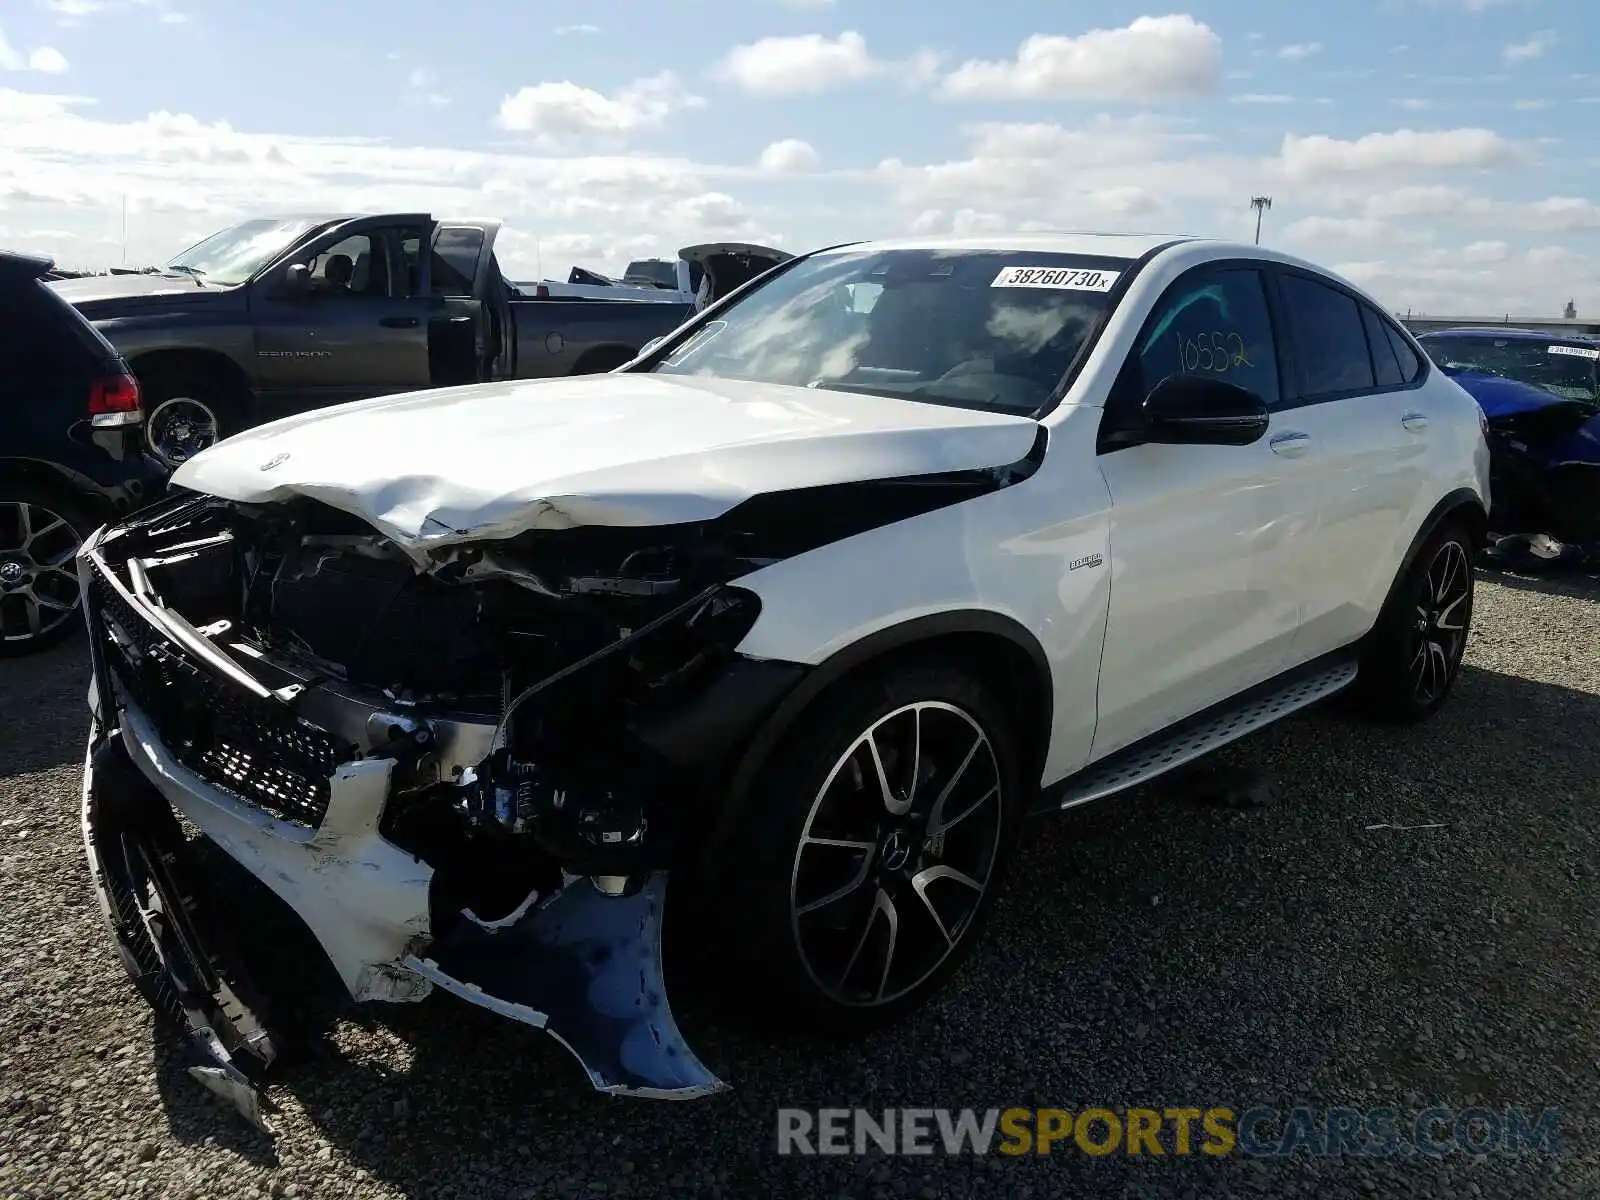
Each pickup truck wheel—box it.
[0,483,94,657]
[142,372,239,468]
[1350,520,1475,724]
[722,664,1024,1033]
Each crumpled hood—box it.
[1444,367,1576,419]
[172,373,1041,551]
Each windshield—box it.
[646,248,1132,414]
[165,217,328,286]
[1423,334,1600,404]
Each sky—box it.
[1,0,1597,316]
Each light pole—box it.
[1250,196,1273,245]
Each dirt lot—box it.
[1,569,1597,1200]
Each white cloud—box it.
[0,30,70,73]
[554,24,600,35]
[1280,128,1525,179]
[714,31,925,96]
[40,0,185,23]
[1278,42,1323,61]
[938,15,1223,102]
[758,138,822,172]
[406,67,448,107]
[496,72,703,140]
[27,47,69,73]
[1231,93,1293,104]
[1504,31,1555,62]
[1395,98,1434,110]
[1281,215,1431,251]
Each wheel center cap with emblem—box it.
[880,830,912,872]
[0,560,25,585]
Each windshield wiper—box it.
[163,264,207,280]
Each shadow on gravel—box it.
[132,663,1598,1200]
[0,633,90,776]
[1477,562,1600,602]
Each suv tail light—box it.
[89,372,143,427]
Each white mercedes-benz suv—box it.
[76,234,1489,1123]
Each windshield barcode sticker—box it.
[1547,344,1600,360]
[991,266,1121,292]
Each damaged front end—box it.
[76,491,816,1124]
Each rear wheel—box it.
[1350,521,1475,723]
[0,483,95,657]
[722,665,1024,1031]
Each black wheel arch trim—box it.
[1360,487,1487,652]
[698,609,1054,874]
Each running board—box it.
[1043,658,1359,812]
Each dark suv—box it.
[1,251,168,655]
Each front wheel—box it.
[1350,521,1475,723]
[141,371,241,468]
[722,665,1024,1032]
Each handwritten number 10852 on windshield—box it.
[1177,332,1252,373]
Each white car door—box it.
[1268,268,1433,662]
[1091,262,1317,759]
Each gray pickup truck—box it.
[48,213,790,466]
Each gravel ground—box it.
[1,566,1597,1200]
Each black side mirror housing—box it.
[1112,374,1271,448]
[281,263,310,297]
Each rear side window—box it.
[1279,273,1376,398]
[0,281,114,379]
[431,227,484,296]
[1129,267,1282,407]
[1384,321,1422,383]
[1361,305,1406,387]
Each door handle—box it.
[379,316,420,328]
[1269,431,1310,457]
[1401,411,1428,432]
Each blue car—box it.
[1416,327,1600,549]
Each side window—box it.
[1279,273,1376,398]
[1360,304,1406,388]
[307,234,371,296]
[1383,321,1422,383]
[431,227,485,296]
[305,227,418,299]
[1130,267,1281,407]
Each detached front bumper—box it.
[76,525,724,1128]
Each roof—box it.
[1419,326,1600,344]
[0,249,54,280]
[819,232,1197,260]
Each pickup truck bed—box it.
[504,296,694,378]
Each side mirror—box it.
[1119,374,1271,447]
[639,336,664,357]
[282,263,310,297]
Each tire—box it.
[1349,520,1475,723]
[140,369,243,468]
[0,482,97,657]
[719,663,1025,1033]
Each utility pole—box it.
[1250,196,1273,245]
[120,194,127,264]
